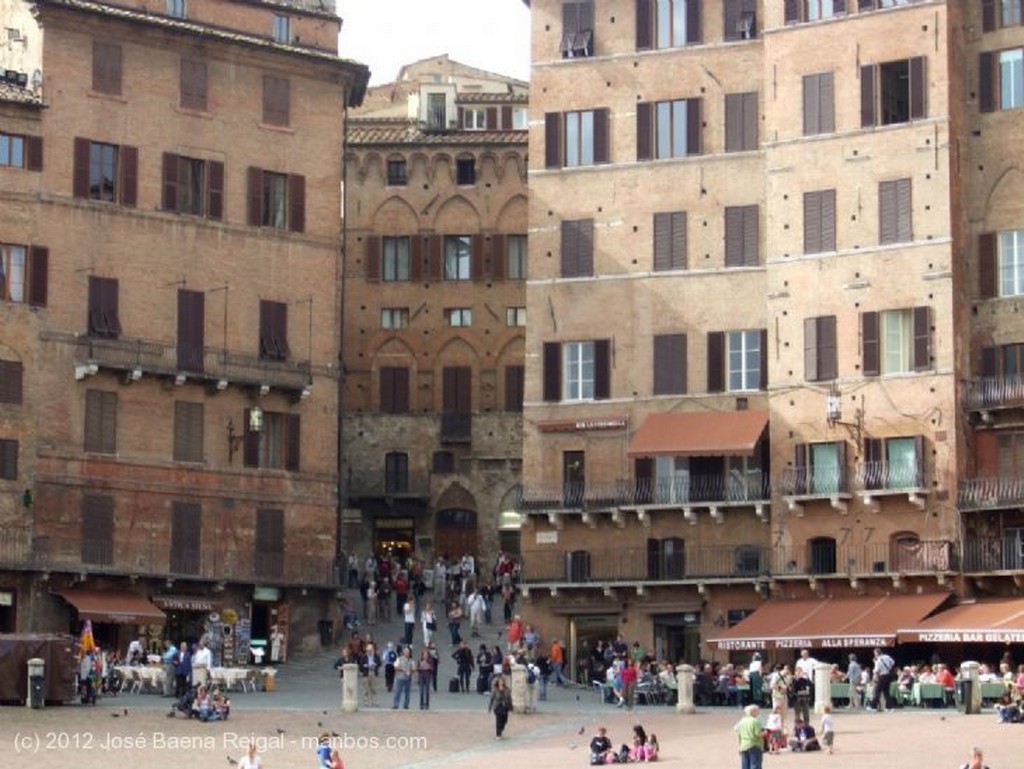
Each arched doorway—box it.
[435,508,478,560]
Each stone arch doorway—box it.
[435,509,478,561]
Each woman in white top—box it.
[421,604,437,646]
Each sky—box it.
[337,1,532,85]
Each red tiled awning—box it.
[58,589,166,625]
[898,598,1024,644]
[707,593,949,651]
[627,410,768,458]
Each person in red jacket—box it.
[506,615,523,650]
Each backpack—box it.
[527,667,537,685]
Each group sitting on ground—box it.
[191,685,231,721]
[588,724,658,764]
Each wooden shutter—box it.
[820,189,836,252]
[73,137,90,198]
[256,508,284,555]
[908,56,926,120]
[860,64,877,128]
[653,212,672,271]
[286,414,300,471]
[981,346,998,377]
[173,401,204,462]
[858,0,875,11]
[287,173,305,232]
[501,105,512,128]
[593,339,611,400]
[85,390,116,453]
[593,108,609,163]
[784,0,800,23]
[982,0,996,33]
[0,360,23,404]
[176,289,205,372]
[0,439,16,480]
[428,234,443,281]
[835,439,848,489]
[561,220,578,277]
[247,167,262,226]
[687,98,701,155]
[725,93,743,152]
[743,205,759,265]
[207,161,224,220]
[804,191,822,254]
[545,113,562,168]
[819,73,835,133]
[978,232,997,299]
[723,0,740,41]
[486,107,498,129]
[793,443,807,495]
[912,306,930,371]
[578,218,594,275]
[471,234,485,281]
[707,331,724,392]
[410,235,424,282]
[653,333,687,395]
[803,74,819,136]
[819,315,837,381]
[979,52,996,113]
[636,102,652,161]
[912,435,925,486]
[759,328,768,390]
[263,76,289,126]
[742,92,757,150]
[879,180,897,245]
[861,311,880,376]
[171,502,201,573]
[27,246,48,307]
[380,367,395,413]
[636,0,652,50]
[504,365,524,412]
[242,408,259,466]
[162,152,179,212]
[895,177,912,242]
[543,342,561,401]
[804,316,819,381]
[119,145,138,207]
[365,235,381,281]
[180,59,207,110]
[25,136,42,171]
[82,494,114,564]
[687,0,702,43]
[490,234,506,280]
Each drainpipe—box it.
[336,99,349,579]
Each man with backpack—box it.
[869,647,896,712]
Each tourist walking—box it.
[392,646,414,709]
[735,704,763,769]
[488,676,512,739]
[417,649,433,709]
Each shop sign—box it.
[0,591,12,606]
[537,416,628,433]
[713,639,764,651]
[914,630,1024,644]
[253,586,281,602]
[375,517,414,530]
[818,636,891,649]
[153,596,217,612]
[536,531,558,545]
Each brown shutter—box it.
[490,234,506,280]
[687,98,701,154]
[410,235,424,282]
[671,212,686,269]
[486,107,498,129]
[471,234,485,281]
[982,0,996,33]
[879,180,897,245]
[896,177,912,242]
[594,339,611,400]
[545,112,562,168]
[501,105,512,128]
[27,246,48,307]
[110,44,122,95]
[504,365,524,412]
[457,106,465,128]
[162,152,179,211]
[176,289,204,371]
[442,367,458,412]
[860,64,876,127]
[835,439,847,489]
[725,93,742,152]
[578,218,594,275]
[561,220,578,277]
[0,439,16,479]
[636,0,652,51]
[803,74,819,136]
[243,408,259,466]
[725,206,743,267]
[912,306,930,371]
[981,346,997,377]
[978,232,997,299]
[707,331,724,392]
[428,235,443,281]
[819,73,835,133]
[73,137,90,198]
[744,204,759,265]
[819,314,837,380]
[247,167,262,226]
[25,136,42,171]
[784,0,799,23]
[0,361,23,404]
[804,191,821,254]
[912,435,925,486]
[207,161,224,220]
[743,92,757,150]
[980,52,996,113]
[395,367,410,412]
[687,0,702,43]
[119,145,138,207]
[592,108,609,163]
[759,328,768,389]
[286,414,300,471]
[653,333,687,395]
[543,342,561,401]
[636,102,652,161]
[858,0,875,11]
[365,235,381,281]
[794,443,807,495]
[804,316,819,381]
[653,212,672,271]
[821,189,836,251]
[908,56,926,120]
[288,173,305,232]
[380,367,395,413]
[861,311,880,376]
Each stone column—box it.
[341,663,359,713]
[960,660,981,715]
[675,663,695,714]
[510,664,529,713]
[813,661,831,714]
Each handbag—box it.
[427,620,437,631]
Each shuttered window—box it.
[803,315,837,382]
[803,189,837,254]
[244,411,300,471]
[87,276,122,339]
[878,178,912,245]
[0,244,48,306]
[0,360,23,404]
[255,508,284,579]
[982,0,1024,32]
[561,1,595,58]
[980,48,1024,113]
[380,366,410,414]
[653,333,687,395]
[170,501,201,574]
[162,154,224,220]
[724,205,759,267]
[82,494,114,565]
[561,219,595,277]
[262,75,290,126]
[247,167,305,232]
[707,331,725,393]
[180,58,208,111]
[0,132,42,170]
[259,300,290,361]
[0,439,16,480]
[544,109,609,168]
[443,366,472,413]
[73,138,138,206]
[176,289,205,372]
[727,329,766,391]
[385,452,410,493]
[653,211,687,271]
[723,0,757,41]
[562,340,610,401]
[724,92,758,152]
[861,307,930,376]
[173,401,204,462]
[92,41,122,96]
[84,390,117,454]
[785,0,846,23]
[997,229,1024,297]
[637,0,701,50]
[636,98,701,160]
[504,365,525,412]
[543,342,562,402]
[861,57,927,127]
[802,72,835,135]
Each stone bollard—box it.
[675,663,695,714]
[510,664,530,713]
[341,662,359,713]
[960,660,981,715]
[813,661,831,714]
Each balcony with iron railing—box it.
[777,466,852,514]
[959,476,1024,512]
[962,538,1024,573]
[854,459,928,509]
[771,540,955,578]
[0,529,340,587]
[963,375,1024,412]
[61,332,312,394]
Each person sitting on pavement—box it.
[788,719,820,752]
[589,726,616,765]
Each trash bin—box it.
[318,619,334,647]
[263,671,276,692]
[27,658,45,709]
[961,679,978,715]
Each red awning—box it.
[58,589,166,625]
[627,410,768,458]
[707,593,949,651]
[898,598,1024,644]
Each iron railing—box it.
[958,477,1024,511]
[963,375,1024,411]
[962,538,1024,573]
[770,540,955,576]
[855,459,925,490]
[777,466,850,496]
[520,546,770,584]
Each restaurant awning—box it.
[58,589,166,625]
[627,410,768,458]
[707,593,949,651]
[898,598,1024,644]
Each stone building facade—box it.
[0,0,367,655]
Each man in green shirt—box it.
[735,703,764,769]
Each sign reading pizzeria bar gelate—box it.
[537,416,628,433]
